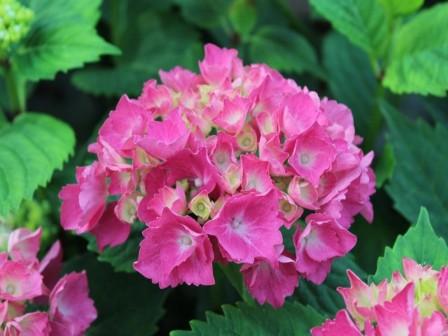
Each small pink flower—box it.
[204,191,283,264]
[241,252,298,308]
[375,283,416,336]
[138,184,187,224]
[258,135,289,176]
[213,96,249,135]
[59,161,107,234]
[7,228,41,263]
[311,310,362,336]
[134,210,214,288]
[139,79,173,114]
[241,154,274,194]
[159,66,201,93]
[0,260,44,301]
[49,272,97,336]
[318,99,355,143]
[138,109,190,160]
[98,95,148,157]
[90,202,131,251]
[281,92,319,138]
[39,241,63,291]
[337,270,388,324]
[199,44,240,86]
[294,214,357,284]
[288,127,336,186]
[4,312,50,336]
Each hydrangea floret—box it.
[59,43,375,307]
[0,227,97,335]
[312,258,448,335]
[0,0,33,58]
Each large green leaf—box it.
[171,301,324,336]
[174,0,232,30]
[12,0,119,81]
[72,10,201,96]
[0,113,75,216]
[309,0,389,57]
[373,208,448,282]
[295,254,367,317]
[379,0,423,16]
[381,101,448,240]
[249,26,322,78]
[322,32,377,137]
[383,3,448,96]
[65,253,168,335]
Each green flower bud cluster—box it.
[0,0,34,57]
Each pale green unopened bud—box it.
[0,0,34,57]
[189,193,212,220]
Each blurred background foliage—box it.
[1,0,448,334]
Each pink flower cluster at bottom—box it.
[0,228,96,335]
[59,43,376,307]
[312,258,448,336]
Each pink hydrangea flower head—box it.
[49,272,97,336]
[241,252,298,308]
[204,191,283,264]
[313,259,448,335]
[134,209,214,288]
[7,228,41,263]
[58,43,377,303]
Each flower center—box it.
[179,235,193,247]
[230,218,243,229]
[300,152,311,165]
[6,283,16,295]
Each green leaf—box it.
[229,0,257,39]
[12,0,120,82]
[249,26,322,77]
[309,0,389,57]
[64,253,168,336]
[373,207,448,282]
[86,222,144,273]
[295,254,367,316]
[322,32,377,137]
[174,0,232,30]
[379,0,424,16]
[170,301,324,336]
[375,143,395,188]
[381,101,448,240]
[0,113,75,216]
[383,3,448,96]
[72,10,201,96]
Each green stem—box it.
[2,61,26,115]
